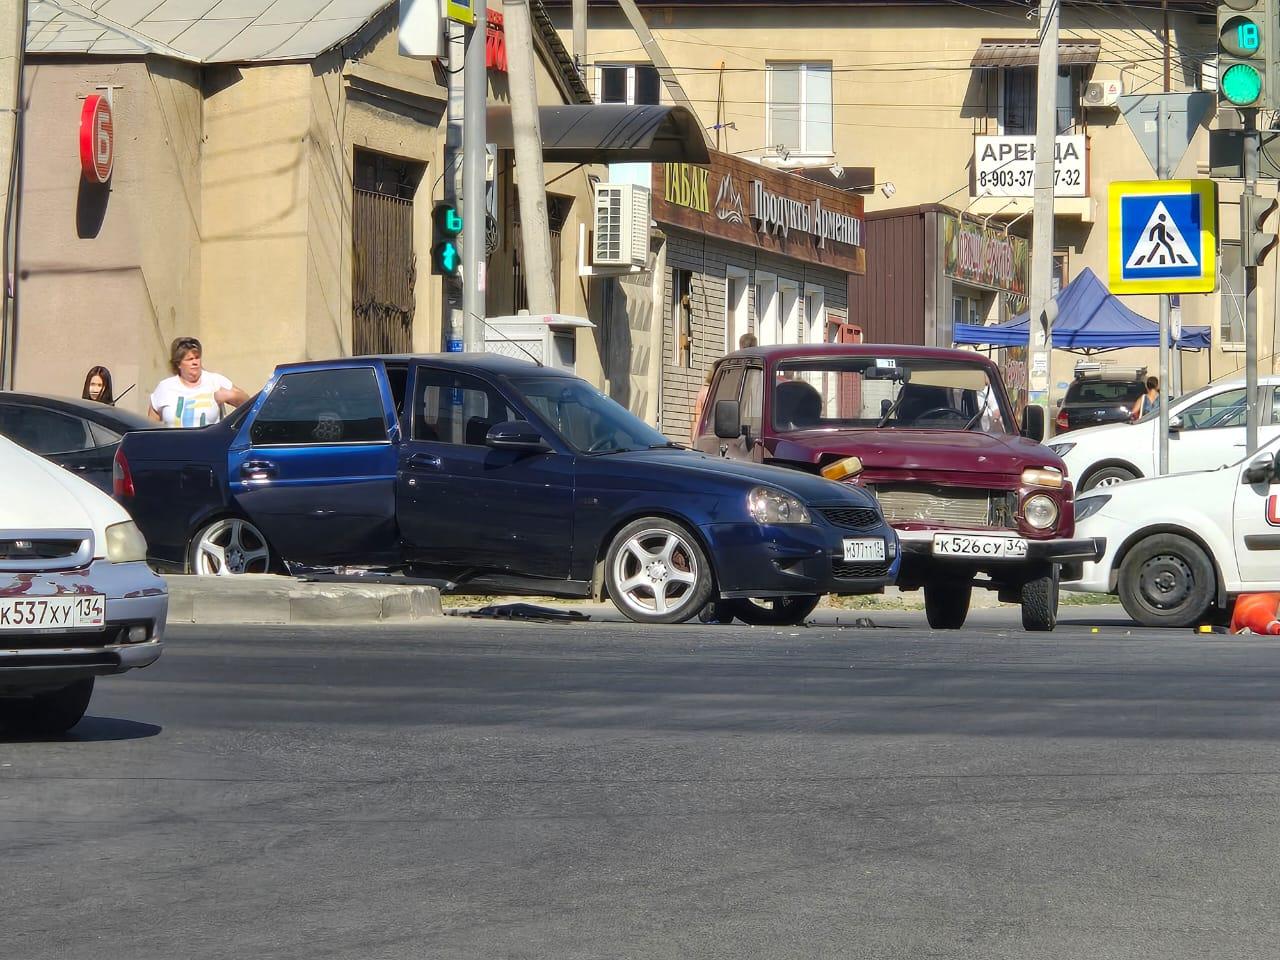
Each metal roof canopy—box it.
[971,39,1100,69]
[487,104,710,163]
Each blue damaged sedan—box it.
[114,355,899,625]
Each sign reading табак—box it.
[653,151,865,274]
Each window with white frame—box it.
[598,64,661,105]
[766,62,833,156]
[1220,240,1245,349]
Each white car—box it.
[0,434,166,735]
[1067,436,1280,626]
[1047,375,1280,492]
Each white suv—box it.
[1048,375,1280,492]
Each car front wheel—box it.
[1118,533,1215,627]
[725,595,822,626]
[1021,564,1059,631]
[190,517,273,575]
[2,678,94,736]
[924,581,971,629]
[605,518,714,624]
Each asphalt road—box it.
[6,608,1280,960]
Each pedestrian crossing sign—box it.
[1108,180,1216,294]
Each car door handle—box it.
[407,453,442,470]
[240,459,277,480]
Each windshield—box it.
[513,376,672,454]
[1133,381,1217,424]
[771,356,1015,434]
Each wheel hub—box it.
[646,561,669,583]
[1140,554,1192,608]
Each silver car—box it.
[0,434,166,735]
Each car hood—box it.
[0,435,129,543]
[770,428,1064,476]
[1076,467,1222,521]
[592,448,877,505]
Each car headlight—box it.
[1047,442,1075,457]
[1022,493,1059,530]
[1074,494,1111,523]
[747,487,811,524]
[105,520,147,563]
[1021,466,1065,488]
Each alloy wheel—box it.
[194,519,271,576]
[610,527,700,618]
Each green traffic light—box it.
[1221,62,1263,106]
[434,241,460,275]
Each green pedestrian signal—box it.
[432,202,463,277]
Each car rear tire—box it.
[1082,465,1138,492]
[605,518,714,624]
[1020,564,1059,632]
[924,582,971,629]
[189,517,273,575]
[2,678,94,736]
[726,595,822,626]
[1118,533,1215,627]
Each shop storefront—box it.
[649,150,865,437]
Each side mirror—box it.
[485,420,548,452]
[1243,453,1275,485]
[1020,405,1045,442]
[1168,414,1183,433]
[714,400,743,440]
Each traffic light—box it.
[431,201,463,277]
[1218,0,1271,109]
[1243,192,1280,265]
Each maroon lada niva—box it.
[694,344,1104,630]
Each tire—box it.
[605,517,714,624]
[1081,464,1138,492]
[1021,564,1059,632]
[924,581,971,629]
[1118,533,1216,628]
[725,595,822,626]
[3,678,94,736]
[189,517,273,576]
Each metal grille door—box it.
[352,187,416,355]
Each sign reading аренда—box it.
[974,135,1087,198]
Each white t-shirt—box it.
[150,373,233,428]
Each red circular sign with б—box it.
[79,94,114,183]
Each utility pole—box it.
[462,0,488,349]
[444,19,466,352]
[503,0,557,313]
[1244,109,1261,454]
[1156,100,1171,475]
[1027,0,1059,428]
[572,0,587,83]
[0,0,26,389]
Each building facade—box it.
[550,0,1263,402]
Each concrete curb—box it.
[164,574,443,625]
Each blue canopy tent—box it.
[952,267,1210,353]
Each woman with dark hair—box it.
[82,366,113,405]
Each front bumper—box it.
[896,531,1106,583]
[0,560,167,694]
[702,521,901,598]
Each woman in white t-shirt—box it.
[147,336,249,428]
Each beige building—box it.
[551,0,1275,401]
[14,0,602,413]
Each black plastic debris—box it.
[466,603,591,623]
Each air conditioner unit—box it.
[593,183,650,268]
[1083,80,1122,109]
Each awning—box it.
[486,104,711,164]
[971,39,1101,69]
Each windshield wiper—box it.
[962,410,984,431]
[876,394,905,428]
[648,441,686,450]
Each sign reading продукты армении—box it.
[1107,180,1217,295]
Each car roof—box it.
[0,391,155,430]
[723,343,999,365]
[277,353,576,378]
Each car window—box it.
[700,365,745,437]
[1270,386,1280,425]
[414,369,521,446]
[87,421,122,447]
[1066,381,1144,404]
[0,404,93,455]
[741,367,764,437]
[1180,387,1247,430]
[512,376,668,453]
[250,368,388,445]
